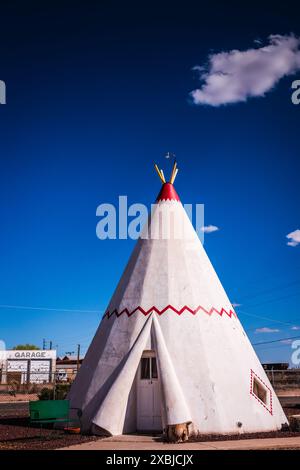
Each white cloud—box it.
[286,229,300,247]
[191,34,300,106]
[200,225,219,233]
[280,339,293,344]
[291,326,300,330]
[255,327,280,333]
[254,39,263,46]
[232,303,241,307]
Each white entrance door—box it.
[137,352,162,431]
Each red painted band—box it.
[104,305,236,319]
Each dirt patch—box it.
[0,417,101,450]
[189,430,300,443]
[0,394,39,403]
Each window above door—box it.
[140,354,158,381]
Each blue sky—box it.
[0,1,299,363]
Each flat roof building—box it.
[0,350,56,384]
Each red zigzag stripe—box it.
[104,305,236,319]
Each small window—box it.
[151,358,158,379]
[140,358,150,379]
[140,356,158,380]
[253,377,267,404]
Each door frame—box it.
[136,350,162,432]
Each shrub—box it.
[54,383,71,400]
[38,383,71,401]
[38,387,53,400]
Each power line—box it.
[232,265,300,290]
[253,335,300,346]
[238,279,300,302]
[238,309,296,328]
[253,342,295,352]
[243,291,300,309]
[0,304,103,314]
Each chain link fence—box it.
[0,372,76,417]
[265,369,300,390]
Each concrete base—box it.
[59,434,300,451]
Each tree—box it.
[12,344,40,350]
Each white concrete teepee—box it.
[69,163,288,437]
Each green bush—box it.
[38,387,53,400]
[38,384,71,401]
[55,384,71,400]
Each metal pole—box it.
[77,344,81,375]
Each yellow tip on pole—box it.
[154,164,165,184]
[169,161,177,184]
[160,169,166,184]
[171,168,179,184]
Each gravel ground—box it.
[189,407,300,442]
[0,417,101,450]
[189,430,300,443]
[0,394,39,402]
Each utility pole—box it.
[49,341,53,350]
[77,344,81,374]
[43,338,46,350]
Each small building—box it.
[262,363,289,371]
[56,355,84,382]
[0,350,56,385]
